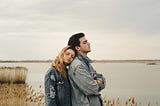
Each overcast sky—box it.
[0,0,160,60]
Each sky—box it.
[0,0,160,60]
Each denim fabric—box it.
[68,53,106,106]
[44,67,71,106]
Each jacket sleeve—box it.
[69,63,100,96]
[44,68,57,106]
[98,75,106,91]
[90,65,106,91]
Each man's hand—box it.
[96,80,102,86]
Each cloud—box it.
[0,0,160,60]
[1,0,159,35]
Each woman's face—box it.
[63,49,75,65]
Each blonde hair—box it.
[52,46,76,78]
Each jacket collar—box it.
[77,53,93,64]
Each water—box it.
[92,62,160,105]
[1,62,160,105]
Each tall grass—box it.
[0,84,44,106]
[103,96,159,106]
[0,66,44,106]
[0,66,28,84]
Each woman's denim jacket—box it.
[44,66,71,106]
[68,53,106,106]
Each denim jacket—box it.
[68,53,106,106]
[44,66,71,106]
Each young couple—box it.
[44,33,106,106]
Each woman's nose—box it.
[68,55,72,59]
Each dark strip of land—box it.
[0,59,160,63]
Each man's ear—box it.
[75,46,80,51]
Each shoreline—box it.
[0,59,160,64]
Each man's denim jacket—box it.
[68,53,106,106]
[44,66,71,106]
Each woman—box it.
[44,46,77,106]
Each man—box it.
[67,33,106,106]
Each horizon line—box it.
[0,59,160,63]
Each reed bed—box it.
[0,66,28,84]
[103,96,159,106]
[0,83,159,106]
[0,83,44,106]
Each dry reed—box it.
[0,83,44,106]
[0,83,159,106]
[103,96,159,106]
[0,66,28,84]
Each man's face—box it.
[78,37,91,53]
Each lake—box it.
[1,62,160,105]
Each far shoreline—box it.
[0,59,160,64]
